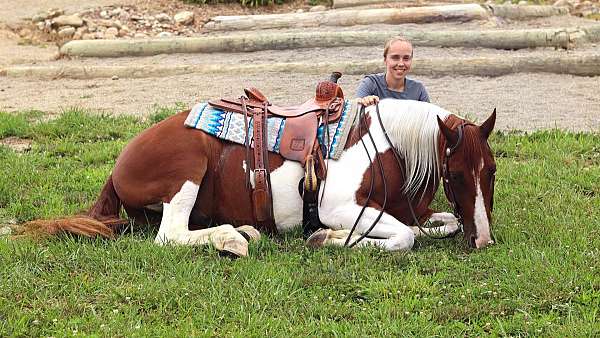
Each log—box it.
[332,0,405,9]
[59,26,600,58]
[3,53,600,79]
[332,0,465,9]
[204,4,490,31]
[485,4,569,19]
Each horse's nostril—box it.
[469,235,477,248]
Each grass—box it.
[0,108,598,337]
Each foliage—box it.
[0,108,599,336]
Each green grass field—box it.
[0,109,598,337]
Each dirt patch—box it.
[0,137,32,152]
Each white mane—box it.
[372,99,452,199]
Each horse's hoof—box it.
[235,225,261,242]
[221,238,248,257]
[306,228,329,248]
[211,225,249,257]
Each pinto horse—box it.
[26,99,496,257]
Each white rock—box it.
[0,226,11,236]
[309,5,327,12]
[518,0,528,5]
[100,10,110,19]
[156,13,171,22]
[296,9,305,13]
[32,14,47,23]
[174,11,194,25]
[57,26,76,38]
[36,21,45,30]
[105,27,119,38]
[157,31,173,38]
[118,26,130,37]
[96,19,114,27]
[134,32,147,38]
[53,14,84,27]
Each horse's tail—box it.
[18,174,127,239]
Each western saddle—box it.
[207,72,345,236]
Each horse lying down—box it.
[24,99,497,257]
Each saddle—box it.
[207,72,345,234]
[209,75,344,163]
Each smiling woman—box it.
[356,36,430,106]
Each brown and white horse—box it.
[26,99,497,257]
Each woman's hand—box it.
[359,95,380,106]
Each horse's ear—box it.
[437,116,458,147]
[480,108,496,139]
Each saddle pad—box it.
[184,99,359,160]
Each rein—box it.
[345,103,468,246]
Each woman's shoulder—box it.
[363,72,386,83]
[405,77,426,88]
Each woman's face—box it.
[384,41,413,82]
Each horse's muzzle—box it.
[470,234,494,249]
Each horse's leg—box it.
[154,180,250,257]
[408,211,460,237]
[315,206,415,251]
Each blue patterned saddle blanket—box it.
[184,99,359,160]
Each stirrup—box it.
[304,155,318,192]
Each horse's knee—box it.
[390,228,415,251]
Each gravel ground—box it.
[0,4,599,132]
[1,71,598,132]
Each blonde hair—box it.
[383,36,413,59]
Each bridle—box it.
[441,121,475,228]
[344,104,472,246]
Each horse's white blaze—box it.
[473,162,493,248]
[270,160,304,232]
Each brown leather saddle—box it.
[206,72,345,234]
[209,77,344,164]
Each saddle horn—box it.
[329,72,342,83]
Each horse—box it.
[24,98,497,257]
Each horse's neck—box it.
[374,101,451,199]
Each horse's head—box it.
[436,109,496,249]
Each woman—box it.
[357,36,430,106]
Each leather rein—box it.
[344,104,469,246]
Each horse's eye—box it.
[489,166,497,175]
[448,172,463,181]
